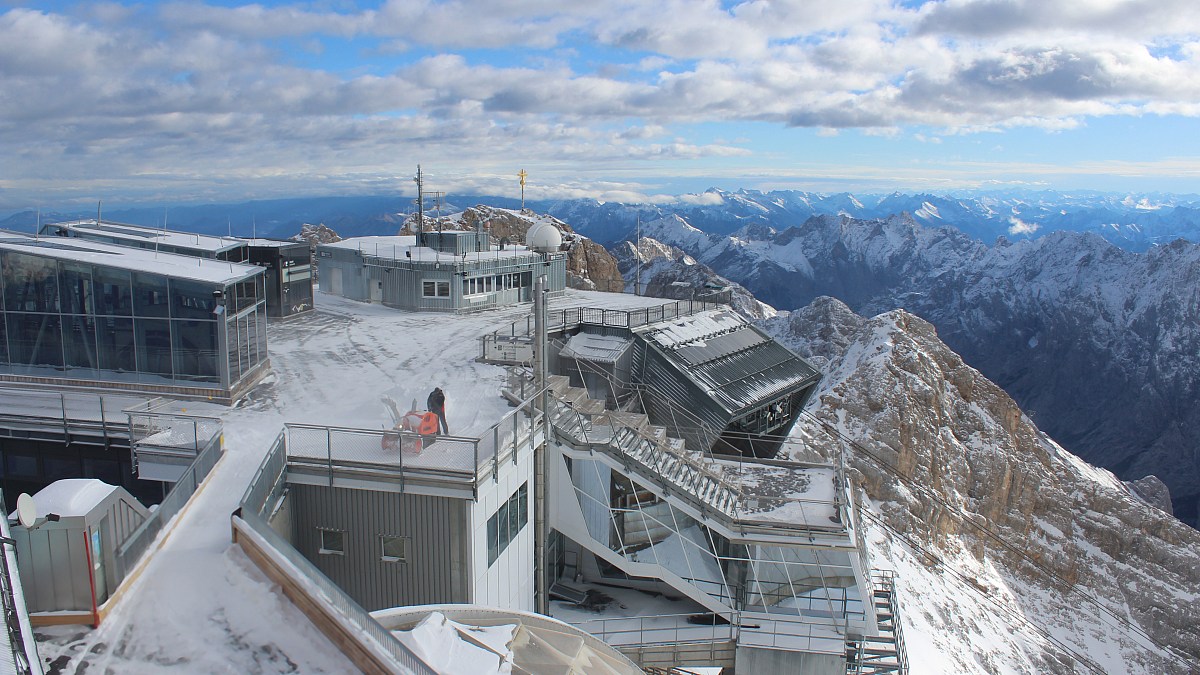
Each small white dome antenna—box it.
[527,222,562,253]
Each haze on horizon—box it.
[1,0,1198,210]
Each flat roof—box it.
[0,231,262,284]
[51,219,246,254]
[321,235,545,263]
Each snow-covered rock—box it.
[764,298,1200,674]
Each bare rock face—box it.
[400,205,624,293]
[1127,475,1174,515]
[611,237,775,319]
[763,302,1200,674]
[566,237,625,293]
[292,223,342,246]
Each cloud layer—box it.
[1,1,1197,206]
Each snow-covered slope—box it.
[765,297,1200,674]
[647,214,1200,528]
[610,235,776,320]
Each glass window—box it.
[0,312,8,366]
[172,319,219,380]
[63,316,99,371]
[97,316,136,372]
[380,535,408,563]
[518,483,529,529]
[487,513,499,565]
[170,279,218,319]
[497,500,510,551]
[508,491,520,542]
[44,455,81,481]
[133,273,170,317]
[422,280,450,298]
[135,318,173,376]
[319,528,345,555]
[6,453,37,478]
[2,252,59,313]
[94,266,133,316]
[59,261,94,315]
[7,313,63,367]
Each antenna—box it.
[96,199,102,228]
[518,169,527,210]
[635,213,641,296]
[15,493,35,528]
[413,165,424,235]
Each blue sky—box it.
[1,0,1198,209]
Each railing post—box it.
[326,427,333,487]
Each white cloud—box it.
[1,2,1199,205]
[1008,216,1040,235]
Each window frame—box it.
[318,527,346,556]
[379,534,409,563]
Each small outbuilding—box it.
[10,479,150,624]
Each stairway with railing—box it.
[846,571,909,675]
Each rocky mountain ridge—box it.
[641,212,1200,526]
[610,236,776,319]
[766,297,1200,674]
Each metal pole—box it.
[533,275,549,615]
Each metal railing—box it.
[282,391,545,499]
[567,612,735,647]
[481,298,724,356]
[113,423,224,582]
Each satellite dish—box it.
[15,493,36,529]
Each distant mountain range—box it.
[4,188,1199,251]
[633,212,1200,527]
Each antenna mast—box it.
[518,169,527,210]
[413,165,424,235]
[635,214,641,296]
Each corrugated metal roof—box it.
[560,333,632,364]
[638,309,819,415]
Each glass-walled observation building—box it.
[0,233,269,402]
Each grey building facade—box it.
[318,231,567,313]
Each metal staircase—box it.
[846,571,908,675]
[542,373,741,521]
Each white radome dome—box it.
[527,222,563,253]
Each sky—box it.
[1,0,1199,210]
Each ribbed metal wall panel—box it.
[289,483,470,612]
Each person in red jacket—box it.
[427,387,448,435]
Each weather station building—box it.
[316,226,567,313]
[0,231,269,402]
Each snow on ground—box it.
[37,289,669,674]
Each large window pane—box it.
[59,261,94,315]
[226,317,242,382]
[94,267,133,316]
[133,273,170,317]
[7,313,63,367]
[63,316,99,371]
[97,316,136,372]
[2,252,59,313]
[135,318,173,376]
[172,319,218,380]
[0,312,8,366]
[170,279,218,320]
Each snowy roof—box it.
[0,231,262,284]
[638,309,820,415]
[377,606,641,675]
[50,219,246,254]
[559,333,632,364]
[242,238,306,248]
[31,478,118,518]
[320,235,542,263]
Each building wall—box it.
[0,249,266,395]
[469,448,535,612]
[288,483,470,612]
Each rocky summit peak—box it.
[763,300,1200,674]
